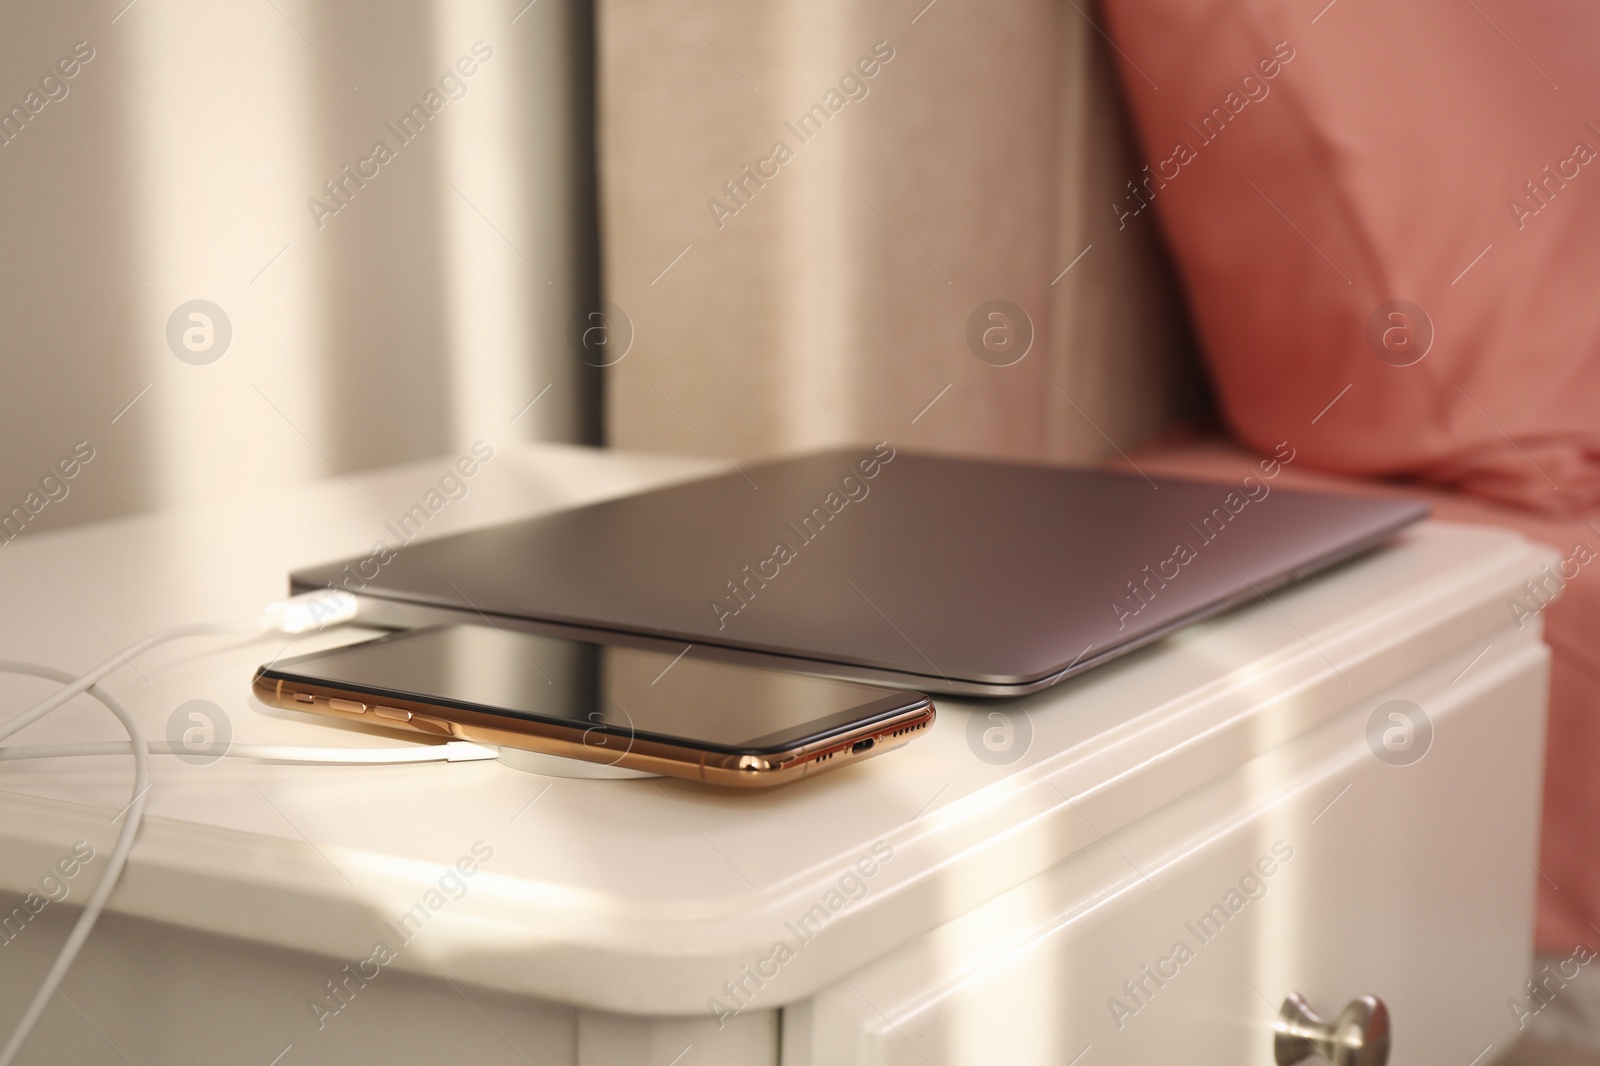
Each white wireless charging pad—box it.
[494,746,660,780]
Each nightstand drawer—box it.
[785,636,1547,1065]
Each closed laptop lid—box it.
[290,447,1427,690]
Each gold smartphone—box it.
[253,624,935,788]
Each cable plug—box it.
[261,589,359,634]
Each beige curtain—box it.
[597,0,1204,465]
[0,0,596,534]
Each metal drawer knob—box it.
[1275,992,1390,1066]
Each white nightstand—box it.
[0,444,1554,1065]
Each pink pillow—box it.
[1096,0,1600,518]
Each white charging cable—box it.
[0,589,360,753]
[0,589,490,1066]
[0,661,149,1066]
[0,739,496,764]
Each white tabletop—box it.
[0,443,1551,1014]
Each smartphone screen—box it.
[261,624,927,754]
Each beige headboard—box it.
[597,0,1206,465]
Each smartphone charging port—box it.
[852,738,875,754]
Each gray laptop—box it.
[290,447,1427,697]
